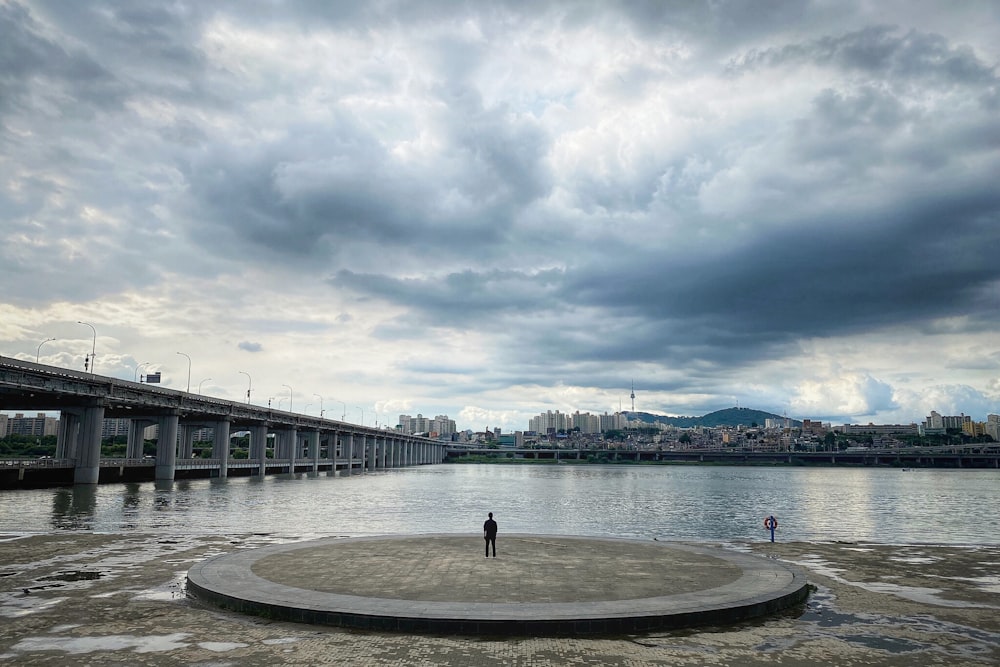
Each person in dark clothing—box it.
[483,512,498,558]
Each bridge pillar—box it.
[127,419,153,458]
[271,427,297,473]
[344,433,354,474]
[288,427,298,473]
[154,411,180,481]
[306,430,320,472]
[249,425,269,476]
[56,409,81,459]
[212,420,231,479]
[366,435,375,472]
[328,430,338,473]
[179,424,196,459]
[73,403,106,484]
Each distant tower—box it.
[630,381,636,413]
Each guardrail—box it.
[0,457,74,468]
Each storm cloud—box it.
[2,1,998,428]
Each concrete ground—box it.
[187,534,807,634]
[2,533,999,666]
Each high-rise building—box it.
[398,413,455,436]
[986,414,1000,442]
[5,413,59,437]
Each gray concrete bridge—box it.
[1,356,444,484]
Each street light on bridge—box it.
[198,378,212,394]
[134,362,150,382]
[77,321,96,373]
[176,352,191,393]
[314,394,324,417]
[36,338,56,363]
[282,384,293,412]
[238,371,252,404]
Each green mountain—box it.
[630,407,799,428]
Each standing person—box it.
[483,512,498,558]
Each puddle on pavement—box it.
[0,593,67,618]
[10,632,192,655]
[130,570,188,601]
[38,570,103,582]
[199,641,250,651]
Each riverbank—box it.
[1,534,997,665]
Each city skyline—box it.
[2,2,998,432]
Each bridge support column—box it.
[127,419,153,458]
[178,425,196,459]
[306,430,320,472]
[344,433,354,474]
[212,420,231,479]
[249,425,269,476]
[366,435,375,472]
[73,403,106,484]
[154,411,179,480]
[56,410,81,459]
[329,430,338,473]
[273,427,297,473]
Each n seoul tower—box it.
[630,380,636,413]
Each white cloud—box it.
[2,1,999,430]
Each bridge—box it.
[1,355,444,486]
[444,445,1000,468]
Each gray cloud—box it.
[2,0,998,427]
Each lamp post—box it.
[36,338,56,363]
[277,397,286,410]
[282,384,293,412]
[238,371,252,404]
[198,378,212,394]
[134,362,150,382]
[176,352,191,393]
[357,406,364,426]
[339,401,346,421]
[314,394,324,417]
[77,321,96,373]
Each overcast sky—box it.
[2,1,999,431]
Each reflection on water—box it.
[1,466,997,544]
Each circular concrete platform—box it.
[186,534,809,635]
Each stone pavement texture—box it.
[4,534,1000,665]
[187,534,809,634]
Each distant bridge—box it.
[1,356,443,486]
[444,445,1000,468]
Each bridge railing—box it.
[0,457,74,468]
[101,457,155,467]
[176,458,221,469]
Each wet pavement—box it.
[1,533,999,665]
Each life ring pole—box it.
[764,515,778,542]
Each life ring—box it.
[763,516,778,530]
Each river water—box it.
[1,464,998,545]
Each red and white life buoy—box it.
[763,516,778,530]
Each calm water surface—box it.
[1,465,998,544]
